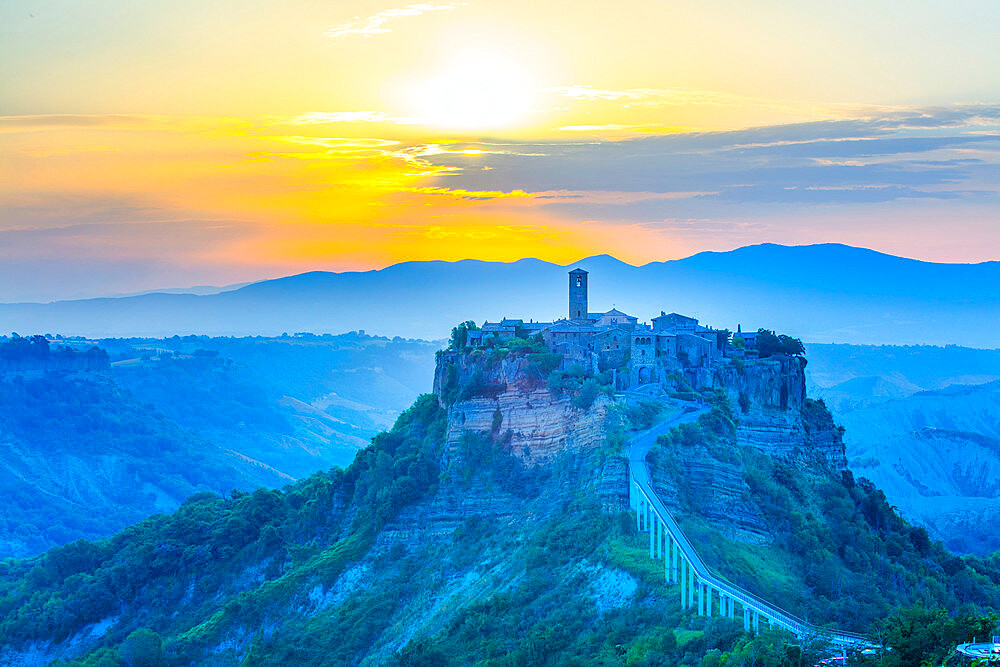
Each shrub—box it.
[572,379,601,410]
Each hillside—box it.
[838,381,1000,555]
[0,365,287,560]
[1,244,998,346]
[803,344,1000,555]
[2,345,998,666]
[0,333,438,559]
[102,333,439,479]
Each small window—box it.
[575,277,582,287]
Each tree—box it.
[450,321,479,349]
[756,329,805,358]
[120,628,164,666]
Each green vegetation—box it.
[869,605,998,667]
[625,400,664,431]
[645,392,1000,664]
[756,329,806,358]
[802,397,844,436]
[652,390,737,465]
[449,321,479,350]
[547,365,615,408]
[0,395,447,664]
[0,334,108,367]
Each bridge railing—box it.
[630,450,872,648]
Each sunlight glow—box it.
[406,50,534,129]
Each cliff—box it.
[434,348,613,465]
[715,355,848,469]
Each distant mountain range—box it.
[0,243,997,345]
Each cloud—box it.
[290,111,405,124]
[544,85,834,117]
[413,109,1000,215]
[555,124,644,132]
[326,2,466,39]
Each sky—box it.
[2,1,1000,301]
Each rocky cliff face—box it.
[715,355,847,469]
[445,390,611,464]
[716,355,807,413]
[732,411,847,469]
[435,349,612,464]
[651,446,772,545]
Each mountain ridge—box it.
[0,243,997,345]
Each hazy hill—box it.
[0,333,438,559]
[837,381,1000,555]
[802,344,1000,554]
[0,368,290,560]
[806,343,1000,403]
[103,333,440,475]
[1,244,997,346]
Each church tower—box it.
[568,268,588,320]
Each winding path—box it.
[624,396,874,652]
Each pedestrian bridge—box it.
[627,403,874,652]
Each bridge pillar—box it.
[656,520,662,559]
[753,611,760,633]
[681,560,688,607]
[666,537,676,583]
[728,596,736,619]
[744,608,752,633]
[687,562,695,609]
[649,515,655,558]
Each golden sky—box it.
[2,1,1000,300]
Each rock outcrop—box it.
[435,349,612,464]
[713,355,847,469]
[445,390,611,463]
[716,355,807,413]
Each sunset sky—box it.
[2,1,1000,301]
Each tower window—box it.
[575,277,582,287]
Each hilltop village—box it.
[460,268,797,392]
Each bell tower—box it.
[568,268,588,321]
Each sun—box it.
[407,50,534,130]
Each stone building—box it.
[469,267,735,390]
